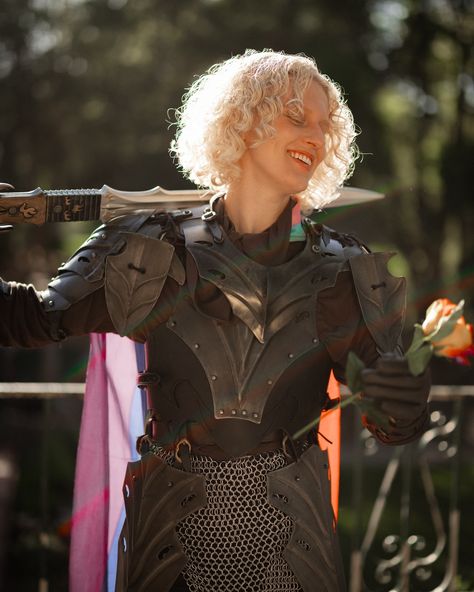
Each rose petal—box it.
[433,322,473,358]
[422,298,458,335]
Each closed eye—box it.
[285,112,305,126]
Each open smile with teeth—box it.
[288,150,313,167]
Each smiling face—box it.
[237,79,330,203]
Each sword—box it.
[0,183,384,231]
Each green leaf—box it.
[346,351,366,394]
[406,324,426,354]
[407,343,433,376]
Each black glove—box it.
[360,353,431,443]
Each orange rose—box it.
[421,298,473,359]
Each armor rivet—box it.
[194,343,200,349]
[132,474,137,481]
[311,244,320,253]
[170,320,176,327]
[231,409,237,415]
[267,379,273,385]
[211,375,217,381]
[252,412,259,419]
[294,475,301,482]
[241,409,248,416]
[101,233,106,239]
[48,300,54,307]
[288,353,294,359]
[91,251,97,258]
[218,409,224,415]
[312,338,319,344]
[167,481,174,488]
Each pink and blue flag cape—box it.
[69,333,146,592]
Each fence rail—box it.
[0,382,472,400]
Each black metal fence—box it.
[342,385,474,592]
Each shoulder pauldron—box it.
[41,213,185,336]
[349,252,406,353]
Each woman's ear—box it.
[242,127,258,148]
[241,130,251,146]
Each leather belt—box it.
[137,429,308,463]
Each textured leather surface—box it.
[105,232,184,336]
[115,453,206,592]
[40,213,185,336]
[40,215,148,312]
[349,252,406,354]
[175,217,345,423]
[267,445,346,591]
[142,215,367,457]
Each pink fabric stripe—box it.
[105,336,139,555]
[70,334,108,592]
[69,334,139,592]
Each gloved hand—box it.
[360,353,431,442]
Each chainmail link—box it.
[169,449,302,592]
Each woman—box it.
[1,50,429,591]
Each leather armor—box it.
[140,207,405,459]
[40,212,185,337]
[117,206,404,592]
[144,210,360,459]
[40,201,406,592]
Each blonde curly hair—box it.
[170,49,359,212]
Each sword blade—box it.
[0,184,384,225]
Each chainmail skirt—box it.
[158,448,302,592]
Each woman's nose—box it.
[305,125,325,149]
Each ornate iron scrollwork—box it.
[348,392,465,592]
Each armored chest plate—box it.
[166,218,345,424]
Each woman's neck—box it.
[224,183,292,234]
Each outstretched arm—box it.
[0,276,115,347]
[1,205,185,347]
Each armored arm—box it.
[1,213,185,346]
[0,221,126,346]
[316,235,429,445]
[348,251,430,444]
